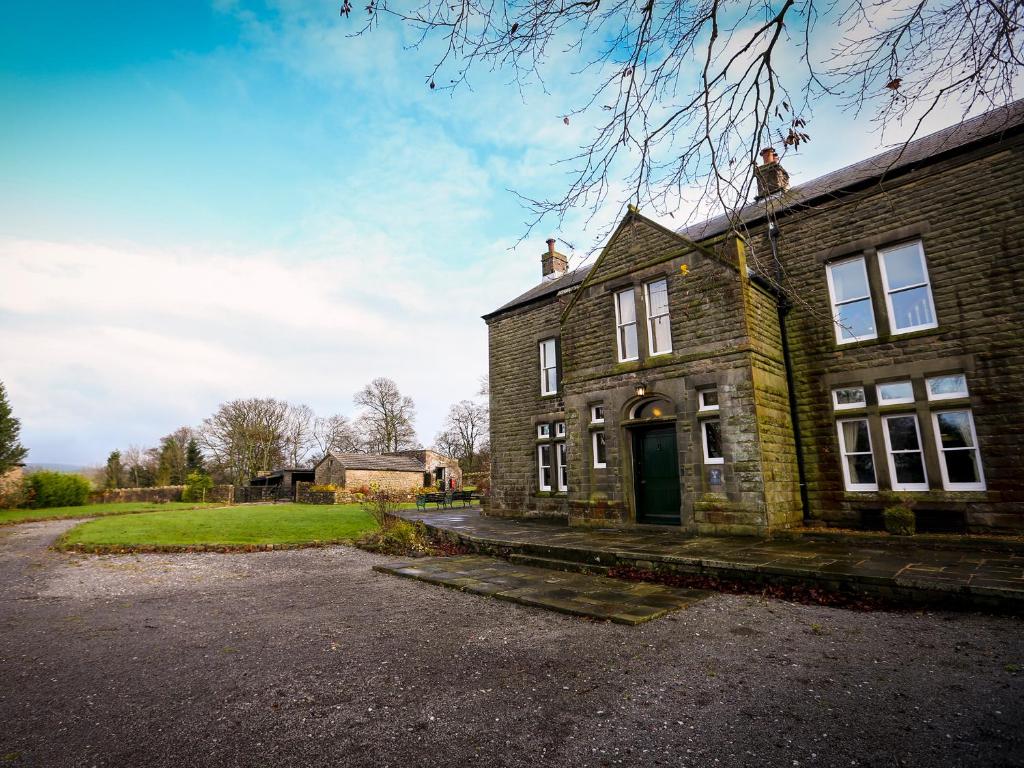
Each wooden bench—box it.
[415,490,481,510]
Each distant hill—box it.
[24,463,90,474]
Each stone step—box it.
[375,555,709,625]
[508,553,611,576]
[504,541,618,567]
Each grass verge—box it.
[0,501,224,527]
[55,503,379,553]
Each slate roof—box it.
[485,99,1024,320]
[679,98,1024,242]
[323,452,425,473]
[482,264,594,320]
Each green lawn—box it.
[56,503,379,551]
[0,501,223,526]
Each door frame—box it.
[629,421,682,526]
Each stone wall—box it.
[740,131,1024,533]
[90,486,184,503]
[486,123,1024,535]
[0,465,24,494]
[314,456,346,487]
[295,482,424,505]
[344,469,423,492]
[487,289,569,519]
[89,485,235,504]
[487,215,800,534]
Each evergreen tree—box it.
[0,381,28,475]
[185,438,204,474]
[155,437,186,486]
[104,450,123,489]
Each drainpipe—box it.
[766,222,810,524]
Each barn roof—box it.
[322,452,425,473]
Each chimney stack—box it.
[541,238,568,281]
[754,146,790,199]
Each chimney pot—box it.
[541,238,568,281]
[755,148,789,199]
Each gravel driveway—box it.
[1,520,1021,767]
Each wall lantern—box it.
[634,381,648,398]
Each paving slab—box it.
[374,554,709,624]
[397,508,1024,611]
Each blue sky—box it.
[0,0,993,465]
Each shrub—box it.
[25,471,91,508]
[355,519,431,556]
[884,504,916,536]
[181,471,214,503]
[361,487,401,529]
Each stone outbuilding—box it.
[313,450,462,492]
[484,99,1024,536]
[0,463,25,501]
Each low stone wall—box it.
[89,485,235,504]
[295,482,425,505]
[90,486,184,504]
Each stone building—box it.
[313,450,462,491]
[484,100,1024,535]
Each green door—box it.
[633,425,681,525]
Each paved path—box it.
[376,555,709,624]
[398,509,1024,611]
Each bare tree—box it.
[434,399,489,472]
[199,398,291,485]
[347,0,1022,239]
[353,378,420,453]
[282,403,317,468]
[312,413,364,461]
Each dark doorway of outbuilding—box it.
[632,425,681,525]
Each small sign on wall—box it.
[708,467,723,487]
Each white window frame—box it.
[877,381,915,406]
[931,410,986,491]
[554,421,566,438]
[537,423,551,439]
[825,256,877,344]
[592,431,607,468]
[836,418,878,491]
[832,386,866,411]
[537,444,553,491]
[644,278,672,356]
[555,441,568,492]
[698,389,720,412]
[926,374,969,402]
[539,338,558,395]
[878,240,938,335]
[881,414,929,492]
[614,288,639,362]
[701,419,724,465]
[590,405,605,424]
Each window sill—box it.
[832,326,943,351]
